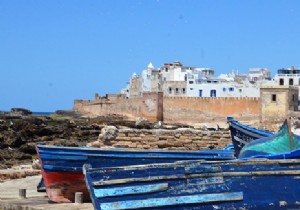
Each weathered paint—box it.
[94,183,169,198]
[227,116,273,157]
[36,144,233,203]
[100,192,243,210]
[84,158,300,210]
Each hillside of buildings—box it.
[74,61,300,127]
[121,61,274,98]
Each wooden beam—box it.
[99,192,243,210]
[94,183,168,198]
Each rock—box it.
[32,159,41,169]
[10,108,32,116]
[19,143,37,154]
[99,126,119,141]
[135,117,153,129]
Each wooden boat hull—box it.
[84,159,300,210]
[239,120,300,158]
[227,116,273,157]
[36,145,234,203]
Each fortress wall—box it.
[74,93,260,123]
[163,97,260,123]
[74,92,163,121]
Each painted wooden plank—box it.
[41,154,88,161]
[93,169,300,186]
[43,165,83,172]
[92,174,186,186]
[185,165,221,174]
[99,192,243,210]
[187,177,224,186]
[94,183,168,198]
[188,170,300,178]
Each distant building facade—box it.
[122,61,271,98]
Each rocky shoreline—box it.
[0,110,197,169]
[2,107,299,184]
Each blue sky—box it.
[1,0,300,111]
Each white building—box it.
[141,62,154,92]
[121,61,271,98]
[273,66,300,86]
[186,68,270,98]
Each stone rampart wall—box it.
[91,128,232,150]
[163,97,260,123]
[74,93,260,123]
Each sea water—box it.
[32,112,54,116]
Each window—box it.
[289,78,294,85]
[189,81,194,84]
[190,88,194,90]
[272,94,277,102]
[279,78,284,85]
[223,88,226,92]
[175,88,179,94]
[210,90,216,97]
[199,89,202,97]
[239,89,242,93]
[182,88,186,94]
[168,87,172,94]
[229,87,234,92]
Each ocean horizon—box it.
[0,110,54,116]
[32,112,54,116]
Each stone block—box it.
[142,145,151,149]
[130,137,142,141]
[157,140,168,148]
[128,143,137,148]
[172,141,183,147]
[181,139,193,144]
[117,133,127,137]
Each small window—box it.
[168,87,172,94]
[189,81,194,84]
[223,88,226,92]
[190,88,193,90]
[175,88,179,94]
[272,94,277,102]
[239,89,242,93]
[229,87,234,92]
[279,78,284,85]
[289,78,294,85]
[182,88,186,94]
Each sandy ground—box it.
[0,175,44,199]
[0,175,94,210]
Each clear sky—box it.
[1,0,300,111]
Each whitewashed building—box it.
[121,61,271,98]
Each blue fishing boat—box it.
[239,119,300,158]
[227,116,273,156]
[84,158,300,210]
[36,145,234,203]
